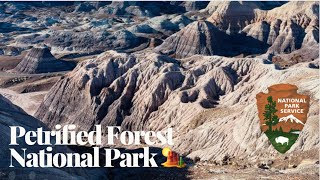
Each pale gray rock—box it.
[98,1,186,17]
[35,51,319,163]
[154,20,269,58]
[171,56,319,161]
[154,21,223,58]
[242,1,319,54]
[3,46,21,56]
[203,1,285,15]
[128,14,192,36]
[207,1,263,34]
[180,1,209,11]
[204,1,318,56]
[1,1,317,166]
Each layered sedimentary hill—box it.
[13,44,75,74]
[156,1,319,59]
[242,1,319,54]
[155,20,269,58]
[154,21,224,58]
[35,50,319,162]
[203,1,285,15]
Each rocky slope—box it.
[13,44,75,74]
[1,2,317,60]
[0,95,107,179]
[156,1,318,59]
[1,2,195,57]
[155,21,224,58]
[242,1,319,55]
[203,1,285,15]
[127,14,192,37]
[179,1,210,12]
[98,1,186,17]
[206,1,264,34]
[155,20,269,58]
[35,50,319,162]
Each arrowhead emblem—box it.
[256,84,310,153]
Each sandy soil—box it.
[0,52,27,71]
[186,162,319,179]
[0,88,46,115]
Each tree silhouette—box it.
[279,126,283,132]
[263,96,278,132]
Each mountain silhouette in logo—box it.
[278,114,304,125]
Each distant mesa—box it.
[13,44,75,74]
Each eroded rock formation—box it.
[35,50,319,161]
[13,44,75,74]
[154,21,224,58]
[155,20,269,58]
[243,1,319,54]
[156,1,319,59]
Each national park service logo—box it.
[256,84,310,153]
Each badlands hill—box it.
[155,21,224,58]
[13,44,75,74]
[206,1,263,34]
[35,50,319,162]
[0,1,319,178]
[243,1,319,55]
[155,20,269,58]
[0,1,318,62]
[156,1,319,60]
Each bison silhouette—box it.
[275,136,289,145]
